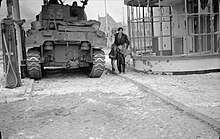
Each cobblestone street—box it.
[0,68,219,139]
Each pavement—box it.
[1,70,219,138]
[119,72,220,129]
[0,79,34,103]
[0,48,219,129]
[103,47,220,129]
[0,58,35,103]
[0,48,219,138]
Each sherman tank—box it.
[25,0,106,79]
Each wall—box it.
[172,2,188,55]
[98,14,124,47]
[133,54,220,73]
[153,7,172,55]
[98,14,123,34]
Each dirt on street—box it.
[0,69,219,139]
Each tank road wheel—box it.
[27,50,42,79]
[88,50,105,78]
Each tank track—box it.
[27,50,42,79]
[88,50,105,78]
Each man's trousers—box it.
[117,52,125,73]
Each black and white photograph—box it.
[0,0,220,138]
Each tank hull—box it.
[25,2,107,79]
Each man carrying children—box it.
[109,27,130,74]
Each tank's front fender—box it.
[26,30,107,48]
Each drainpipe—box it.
[12,0,23,76]
[198,0,202,55]
[184,0,189,55]
[159,0,163,56]
[210,0,214,54]
[219,0,220,53]
[127,5,132,50]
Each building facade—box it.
[124,0,220,74]
[98,14,128,47]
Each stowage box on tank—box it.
[25,0,107,79]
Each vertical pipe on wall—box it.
[169,6,173,55]
[151,6,154,54]
[138,4,143,56]
[147,0,151,55]
[198,0,202,55]
[143,7,146,53]
[131,6,136,53]
[184,0,189,55]
[192,0,195,53]
[136,7,139,52]
[210,0,214,54]
[159,0,163,56]
[219,0,220,53]
[136,6,140,54]
[123,7,125,27]
[127,5,132,50]
[13,0,23,75]
[204,14,208,51]
[172,6,176,55]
